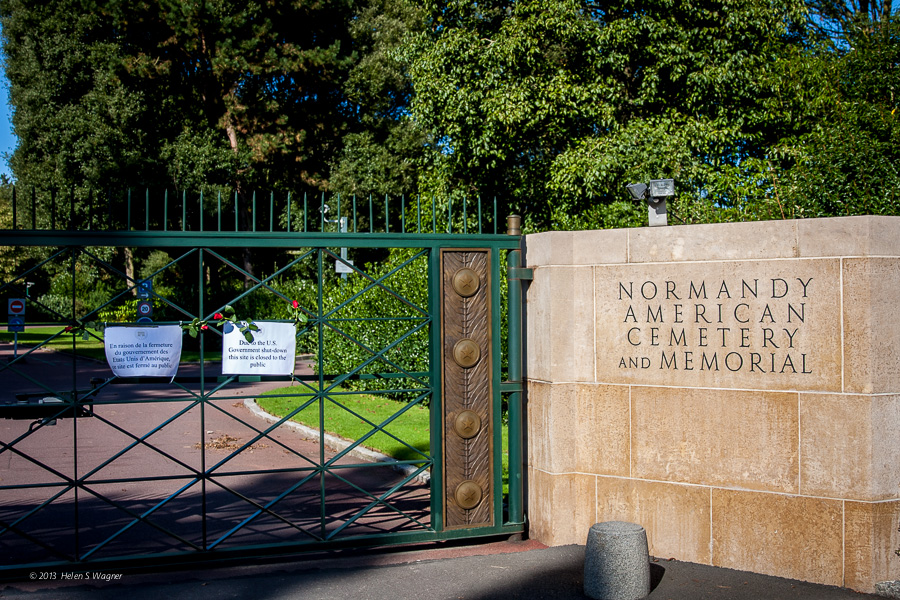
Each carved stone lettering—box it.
[597,261,841,391]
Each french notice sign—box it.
[105,325,182,378]
[222,321,297,375]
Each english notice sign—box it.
[222,322,297,376]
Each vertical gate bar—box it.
[199,248,208,550]
[11,185,15,230]
[432,195,436,233]
[493,198,498,234]
[70,247,80,559]
[368,195,373,233]
[401,195,406,233]
[269,191,274,232]
[352,195,357,233]
[478,197,482,235]
[164,189,168,231]
[384,194,389,233]
[287,192,292,232]
[506,245,524,526]
[31,185,37,231]
[252,191,257,233]
[417,195,421,233]
[235,191,239,232]
[304,192,308,233]
[463,196,467,234]
[337,193,341,233]
[218,191,222,232]
[183,190,187,232]
[447,197,452,234]
[320,192,325,232]
[428,244,443,531]
[317,248,326,539]
[200,190,204,232]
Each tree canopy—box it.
[403,0,818,229]
[1,0,361,193]
[1,0,897,231]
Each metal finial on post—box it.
[507,215,522,236]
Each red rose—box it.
[291,300,299,309]
[214,312,223,320]
[200,324,209,331]
[64,326,73,332]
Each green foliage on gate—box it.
[319,248,431,402]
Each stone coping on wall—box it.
[525,215,900,267]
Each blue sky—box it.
[0,23,14,180]
[0,71,13,180]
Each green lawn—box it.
[258,385,510,494]
[0,325,221,362]
[258,387,431,463]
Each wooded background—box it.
[1,0,897,231]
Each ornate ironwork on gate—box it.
[0,189,526,575]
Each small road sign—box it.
[8,316,24,332]
[335,259,354,274]
[137,301,153,318]
[8,299,25,315]
[137,279,153,299]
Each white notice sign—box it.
[222,321,297,375]
[105,325,182,378]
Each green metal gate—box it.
[0,190,526,575]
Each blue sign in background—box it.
[7,315,24,332]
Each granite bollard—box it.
[584,521,651,600]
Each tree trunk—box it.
[224,112,256,289]
[124,247,136,296]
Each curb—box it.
[243,398,431,484]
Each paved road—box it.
[0,343,428,566]
[0,541,887,600]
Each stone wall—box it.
[524,216,900,592]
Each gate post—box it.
[505,216,529,526]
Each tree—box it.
[805,0,895,41]
[769,14,900,217]
[403,0,811,230]
[1,0,386,294]
[1,0,363,195]
[328,0,428,197]
[0,0,147,193]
